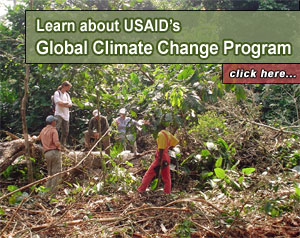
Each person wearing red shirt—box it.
[34,115,61,193]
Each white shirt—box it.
[54,90,72,121]
[115,117,140,138]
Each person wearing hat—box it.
[114,108,149,155]
[84,109,110,154]
[33,115,62,193]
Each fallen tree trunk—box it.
[67,151,107,169]
[0,140,108,173]
[0,139,43,173]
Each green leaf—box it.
[231,160,240,170]
[151,178,158,190]
[130,110,137,118]
[186,69,199,84]
[177,67,194,80]
[215,157,223,168]
[9,195,17,205]
[7,185,18,192]
[130,72,139,85]
[214,168,226,179]
[201,149,210,157]
[235,85,246,101]
[217,138,228,150]
[295,187,300,197]
[238,176,244,184]
[125,161,133,167]
[29,157,36,163]
[50,198,58,203]
[0,208,5,215]
[242,168,256,175]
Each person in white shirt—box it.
[53,81,72,147]
[114,108,149,155]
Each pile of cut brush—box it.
[1,175,299,237]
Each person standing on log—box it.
[138,123,179,194]
[33,115,62,194]
[84,109,110,154]
[53,81,72,149]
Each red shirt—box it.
[39,125,60,152]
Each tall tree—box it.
[21,0,33,183]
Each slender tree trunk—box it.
[96,78,106,184]
[21,65,33,183]
[13,0,17,8]
[20,0,34,183]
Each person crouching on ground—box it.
[33,115,62,194]
[137,122,179,194]
[84,109,110,154]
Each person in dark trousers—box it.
[33,115,62,194]
[53,81,72,148]
[138,123,179,194]
[84,109,110,154]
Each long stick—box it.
[0,128,111,202]
[0,189,34,236]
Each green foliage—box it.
[0,208,5,215]
[263,199,282,217]
[106,166,139,192]
[257,84,300,125]
[189,111,228,140]
[214,168,226,179]
[150,178,159,190]
[1,165,14,179]
[6,185,28,205]
[154,0,298,10]
[242,168,256,175]
[176,220,196,238]
[275,138,300,168]
[34,185,50,194]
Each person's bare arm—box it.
[56,101,71,107]
[32,134,41,141]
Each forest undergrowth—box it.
[0,92,299,238]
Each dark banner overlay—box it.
[223,64,300,84]
[26,11,300,64]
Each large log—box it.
[0,139,107,173]
[0,139,43,173]
[67,151,105,169]
[0,138,152,174]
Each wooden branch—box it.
[127,206,191,215]
[164,198,225,214]
[138,65,154,83]
[0,189,34,237]
[222,198,249,237]
[0,128,111,202]
[249,120,300,136]
[30,217,121,231]
[192,220,220,237]
[0,130,20,140]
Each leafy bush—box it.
[189,111,228,140]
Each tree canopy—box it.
[0,1,299,237]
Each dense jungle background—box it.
[0,0,299,237]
